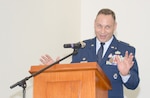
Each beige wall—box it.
[0,0,80,98]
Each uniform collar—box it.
[96,36,114,54]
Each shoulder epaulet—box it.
[118,40,130,46]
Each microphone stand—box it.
[10,49,78,98]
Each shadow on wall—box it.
[124,85,140,98]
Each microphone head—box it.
[63,41,86,49]
[80,41,86,48]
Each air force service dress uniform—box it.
[71,35,140,98]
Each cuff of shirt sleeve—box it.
[120,72,131,83]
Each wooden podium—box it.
[29,62,111,98]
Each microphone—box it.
[63,41,86,49]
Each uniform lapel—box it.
[86,37,97,61]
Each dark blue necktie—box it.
[97,42,105,63]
